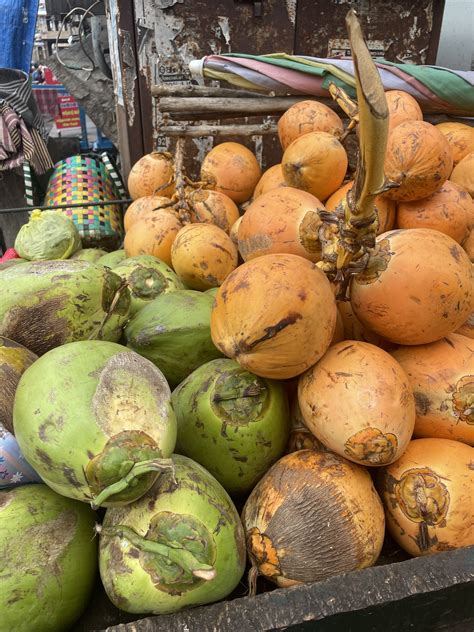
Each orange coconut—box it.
[384,121,453,201]
[210,253,337,379]
[456,311,474,339]
[253,164,287,198]
[278,100,344,151]
[171,223,238,290]
[325,181,396,234]
[463,230,474,261]
[123,195,173,232]
[450,151,474,197]
[286,399,330,454]
[350,229,473,345]
[385,90,423,133]
[242,450,385,588]
[330,309,345,346]
[123,210,182,266]
[229,216,242,248]
[391,334,473,445]
[336,300,394,351]
[237,187,323,263]
[188,189,240,234]
[200,142,261,204]
[436,122,474,166]
[298,341,415,466]
[127,152,175,200]
[282,131,347,201]
[377,438,474,556]
[396,181,474,244]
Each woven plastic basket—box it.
[44,154,124,249]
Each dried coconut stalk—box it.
[328,83,359,139]
[319,9,392,297]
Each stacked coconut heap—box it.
[1,12,473,631]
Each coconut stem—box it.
[248,564,259,597]
[90,458,174,509]
[100,524,216,580]
[328,83,359,140]
[173,136,193,224]
[89,279,129,341]
[319,9,390,298]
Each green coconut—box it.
[70,248,108,262]
[99,454,246,615]
[14,209,81,260]
[172,358,290,494]
[13,340,177,507]
[98,249,126,268]
[0,337,37,434]
[125,290,223,386]
[113,255,184,317]
[0,260,130,355]
[0,484,97,632]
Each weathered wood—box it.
[156,123,278,137]
[156,96,312,115]
[156,96,474,123]
[101,546,474,632]
[152,85,274,98]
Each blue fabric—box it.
[0,0,39,73]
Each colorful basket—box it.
[44,153,125,249]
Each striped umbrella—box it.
[189,54,474,116]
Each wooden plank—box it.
[101,546,474,632]
[157,96,315,115]
[152,85,285,98]
[156,123,278,137]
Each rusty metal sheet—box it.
[295,0,445,64]
[130,0,296,175]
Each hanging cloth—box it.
[0,69,53,174]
